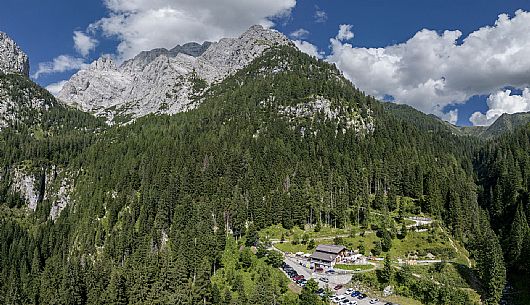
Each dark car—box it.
[296,279,306,285]
[384,302,393,305]
[351,291,361,297]
[357,294,367,299]
[334,284,343,290]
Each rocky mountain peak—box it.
[57,25,291,123]
[0,32,30,76]
[121,41,212,72]
[90,56,117,71]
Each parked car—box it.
[334,284,343,290]
[346,288,354,294]
[350,291,360,297]
[340,299,349,305]
[296,279,307,286]
[293,275,304,281]
[357,293,367,299]
[349,301,358,305]
[369,299,379,304]
[319,277,329,283]
[384,302,393,305]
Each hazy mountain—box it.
[461,111,530,138]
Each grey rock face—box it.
[0,32,29,76]
[0,74,55,130]
[58,25,291,123]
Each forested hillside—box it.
[0,46,522,304]
[474,123,530,292]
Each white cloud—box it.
[91,0,297,60]
[336,24,354,41]
[326,10,530,124]
[470,88,530,126]
[73,31,98,57]
[441,109,459,125]
[314,6,327,23]
[45,80,68,96]
[33,55,88,78]
[293,40,323,59]
[290,28,309,39]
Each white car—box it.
[349,301,358,305]
[346,288,354,294]
[369,299,380,304]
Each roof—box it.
[310,251,338,262]
[315,244,346,254]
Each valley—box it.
[0,22,529,305]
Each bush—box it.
[265,250,284,268]
[333,236,344,245]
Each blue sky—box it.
[1,0,530,126]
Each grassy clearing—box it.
[409,263,473,289]
[385,295,424,305]
[274,238,334,253]
[389,229,457,259]
[273,228,461,262]
[274,242,311,254]
[259,224,351,241]
[335,264,374,271]
[408,263,482,302]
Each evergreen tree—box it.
[379,254,393,284]
[506,203,529,268]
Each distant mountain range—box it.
[383,102,530,139]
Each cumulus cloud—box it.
[327,10,530,124]
[73,31,98,57]
[441,109,459,125]
[90,0,296,60]
[293,40,323,59]
[470,88,530,126]
[290,28,309,39]
[33,55,88,78]
[314,6,327,23]
[45,80,68,96]
[336,24,354,41]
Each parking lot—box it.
[282,257,398,305]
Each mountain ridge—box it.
[57,25,291,123]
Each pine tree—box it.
[379,253,393,284]
[382,230,392,252]
[506,203,529,268]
